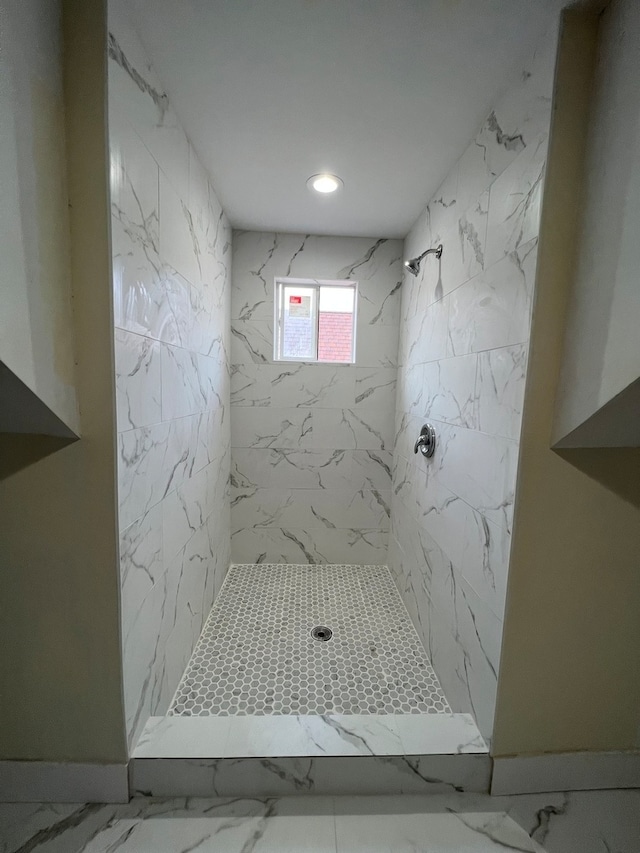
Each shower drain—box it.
[311,625,333,642]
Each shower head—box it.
[404,244,443,276]
[404,257,421,276]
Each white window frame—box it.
[274,277,358,364]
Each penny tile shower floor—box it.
[169,564,452,717]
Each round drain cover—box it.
[311,625,333,642]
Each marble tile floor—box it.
[169,564,451,717]
[3,790,639,852]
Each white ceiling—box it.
[130,0,564,239]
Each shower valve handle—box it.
[414,423,436,458]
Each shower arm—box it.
[417,245,443,262]
[404,243,444,276]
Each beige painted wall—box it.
[0,0,79,435]
[0,0,127,762]
[553,0,640,447]
[493,9,640,757]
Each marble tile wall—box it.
[108,3,231,748]
[230,231,402,564]
[390,29,558,741]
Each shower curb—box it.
[130,713,491,797]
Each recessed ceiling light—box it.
[307,173,343,194]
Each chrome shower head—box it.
[404,257,421,276]
[404,244,443,277]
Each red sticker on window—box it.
[289,296,302,304]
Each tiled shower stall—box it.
[109,0,557,753]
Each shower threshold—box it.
[131,564,490,797]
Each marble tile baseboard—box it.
[0,762,129,804]
[491,751,640,795]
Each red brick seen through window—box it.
[318,311,353,362]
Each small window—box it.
[274,278,357,363]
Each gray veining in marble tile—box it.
[3,789,639,853]
[133,711,486,761]
[391,21,557,745]
[229,232,402,564]
[109,5,231,750]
